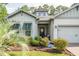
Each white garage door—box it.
[58,26,79,43]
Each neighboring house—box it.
[6,3,79,43]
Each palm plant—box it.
[0,21,16,56]
[0,21,30,56]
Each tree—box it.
[30,7,36,13]
[42,4,49,10]
[21,5,29,12]
[49,5,55,15]
[38,6,43,10]
[0,4,7,22]
[56,5,68,14]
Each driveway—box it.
[66,43,79,56]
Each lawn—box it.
[7,51,68,56]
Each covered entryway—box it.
[57,26,79,43]
[38,24,49,37]
[38,20,50,37]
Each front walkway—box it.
[66,43,79,56]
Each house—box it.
[6,3,79,43]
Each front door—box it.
[38,24,49,37]
[39,27,45,37]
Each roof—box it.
[35,8,48,12]
[6,9,39,19]
[53,3,79,19]
[33,8,48,14]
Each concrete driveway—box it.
[66,43,79,56]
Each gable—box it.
[7,10,38,22]
[54,4,79,19]
[6,10,38,20]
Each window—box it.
[23,23,32,36]
[12,24,20,29]
[43,12,46,16]
[38,12,41,16]
[76,6,79,11]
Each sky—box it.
[1,0,79,14]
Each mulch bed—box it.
[6,45,65,54]
[29,46,64,53]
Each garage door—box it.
[58,26,79,43]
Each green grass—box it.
[7,51,68,56]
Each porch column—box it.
[33,20,39,37]
[19,22,24,36]
[53,25,58,39]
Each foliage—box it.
[31,39,40,46]
[0,51,10,56]
[0,21,30,55]
[21,5,29,12]
[0,4,7,22]
[25,36,32,45]
[2,33,17,46]
[34,36,42,41]
[43,4,49,11]
[0,22,15,55]
[7,51,68,56]
[30,37,49,47]
[30,36,42,46]
[55,5,68,14]
[17,36,33,46]
[0,22,11,46]
[53,38,68,50]
[30,7,36,13]
[19,4,69,15]
[40,37,49,47]
[49,5,55,15]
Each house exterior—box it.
[52,3,79,43]
[6,10,39,38]
[6,3,79,43]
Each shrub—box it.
[40,37,49,47]
[53,38,68,50]
[34,36,42,41]
[26,36,32,45]
[17,36,32,45]
[31,39,40,46]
